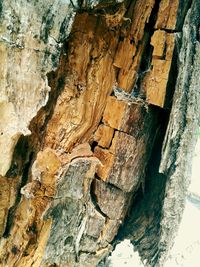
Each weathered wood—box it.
[142,31,175,107]
[155,0,180,30]
[0,0,75,176]
[0,1,199,267]
[158,2,200,264]
[93,124,114,148]
[119,2,200,266]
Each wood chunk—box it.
[94,147,114,181]
[142,32,175,107]
[93,179,127,220]
[151,30,166,58]
[94,125,114,148]
[103,96,147,136]
[96,102,155,191]
[0,149,62,267]
[117,68,138,93]
[155,0,179,30]
[79,247,112,267]
[102,96,127,130]
[108,131,141,192]
[100,108,155,192]
[113,38,137,69]
[121,103,146,136]
[144,59,172,107]
[151,30,175,61]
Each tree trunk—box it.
[0,0,199,266]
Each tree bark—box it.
[0,0,199,266]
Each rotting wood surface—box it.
[0,1,199,267]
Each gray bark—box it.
[0,1,199,267]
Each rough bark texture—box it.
[0,0,199,267]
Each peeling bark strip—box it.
[158,1,200,265]
[0,1,199,267]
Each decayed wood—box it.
[93,125,114,148]
[114,0,156,93]
[0,0,76,176]
[142,30,175,107]
[155,0,179,30]
[0,0,199,267]
[119,2,200,266]
[95,98,157,192]
[158,2,200,264]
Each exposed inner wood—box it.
[0,1,193,267]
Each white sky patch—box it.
[108,239,143,267]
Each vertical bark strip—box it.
[158,1,200,265]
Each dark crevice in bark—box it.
[69,0,80,10]
[2,206,17,239]
[6,136,32,178]
[2,40,72,239]
[164,34,180,109]
[40,5,55,44]
[3,149,34,238]
[90,179,109,219]
[59,12,76,43]
[4,41,69,179]
[158,29,182,33]
[79,250,96,255]
[130,0,160,98]
[130,33,153,98]
[0,1,3,20]
[91,141,99,152]
[115,107,170,265]
[4,133,36,238]
[113,66,121,83]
